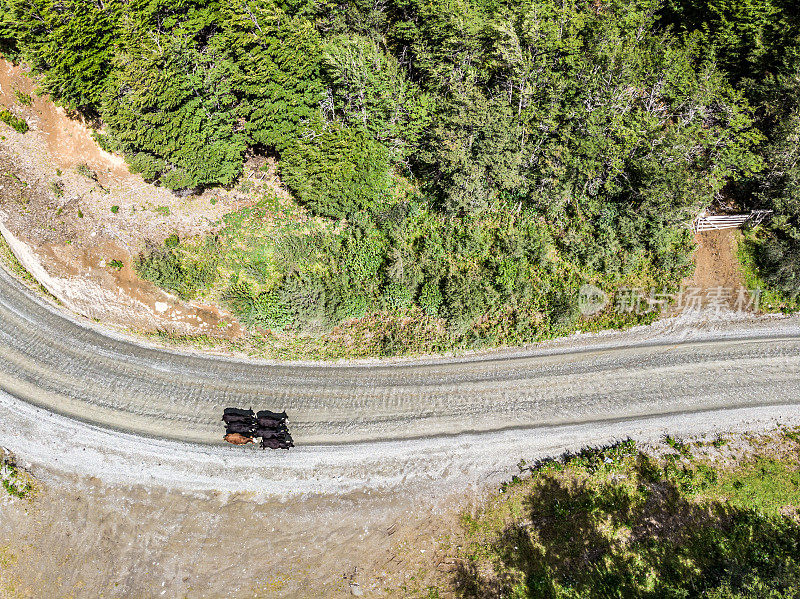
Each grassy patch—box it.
[0,109,28,134]
[737,230,800,313]
[709,459,800,514]
[456,435,800,598]
[0,454,34,500]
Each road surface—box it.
[2,264,800,445]
[2,263,800,493]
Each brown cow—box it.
[224,432,254,445]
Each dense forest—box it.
[0,0,798,351]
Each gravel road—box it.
[2,263,800,494]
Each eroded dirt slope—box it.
[0,60,282,337]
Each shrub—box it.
[223,279,293,330]
[1,455,33,499]
[135,241,219,300]
[127,152,165,181]
[49,180,64,198]
[280,126,391,218]
[13,88,32,106]
[0,109,28,133]
[75,163,97,180]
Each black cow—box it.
[257,410,287,422]
[223,408,255,427]
[258,430,292,441]
[261,437,294,449]
[255,422,288,434]
[226,420,256,435]
[224,407,255,418]
[223,407,294,450]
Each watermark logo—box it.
[578,284,609,316]
[578,285,762,317]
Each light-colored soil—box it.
[0,470,460,598]
[0,59,299,337]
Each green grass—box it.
[0,109,28,134]
[711,459,800,514]
[0,455,34,500]
[737,230,800,313]
[456,434,800,598]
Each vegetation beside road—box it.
[0,452,33,500]
[447,430,800,599]
[1,0,798,356]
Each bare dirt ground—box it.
[687,229,745,292]
[670,228,751,313]
[0,468,461,598]
[2,406,800,598]
[0,59,278,337]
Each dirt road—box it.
[1,258,800,495]
[3,240,800,597]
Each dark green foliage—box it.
[222,0,324,153]
[134,240,218,300]
[751,94,800,297]
[6,0,795,351]
[661,0,800,300]
[280,126,391,218]
[458,441,800,599]
[103,19,247,190]
[0,108,28,133]
[5,0,121,112]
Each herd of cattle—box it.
[222,408,294,449]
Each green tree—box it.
[5,0,121,112]
[103,23,247,189]
[222,0,324,153]
[280,124,391,218]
